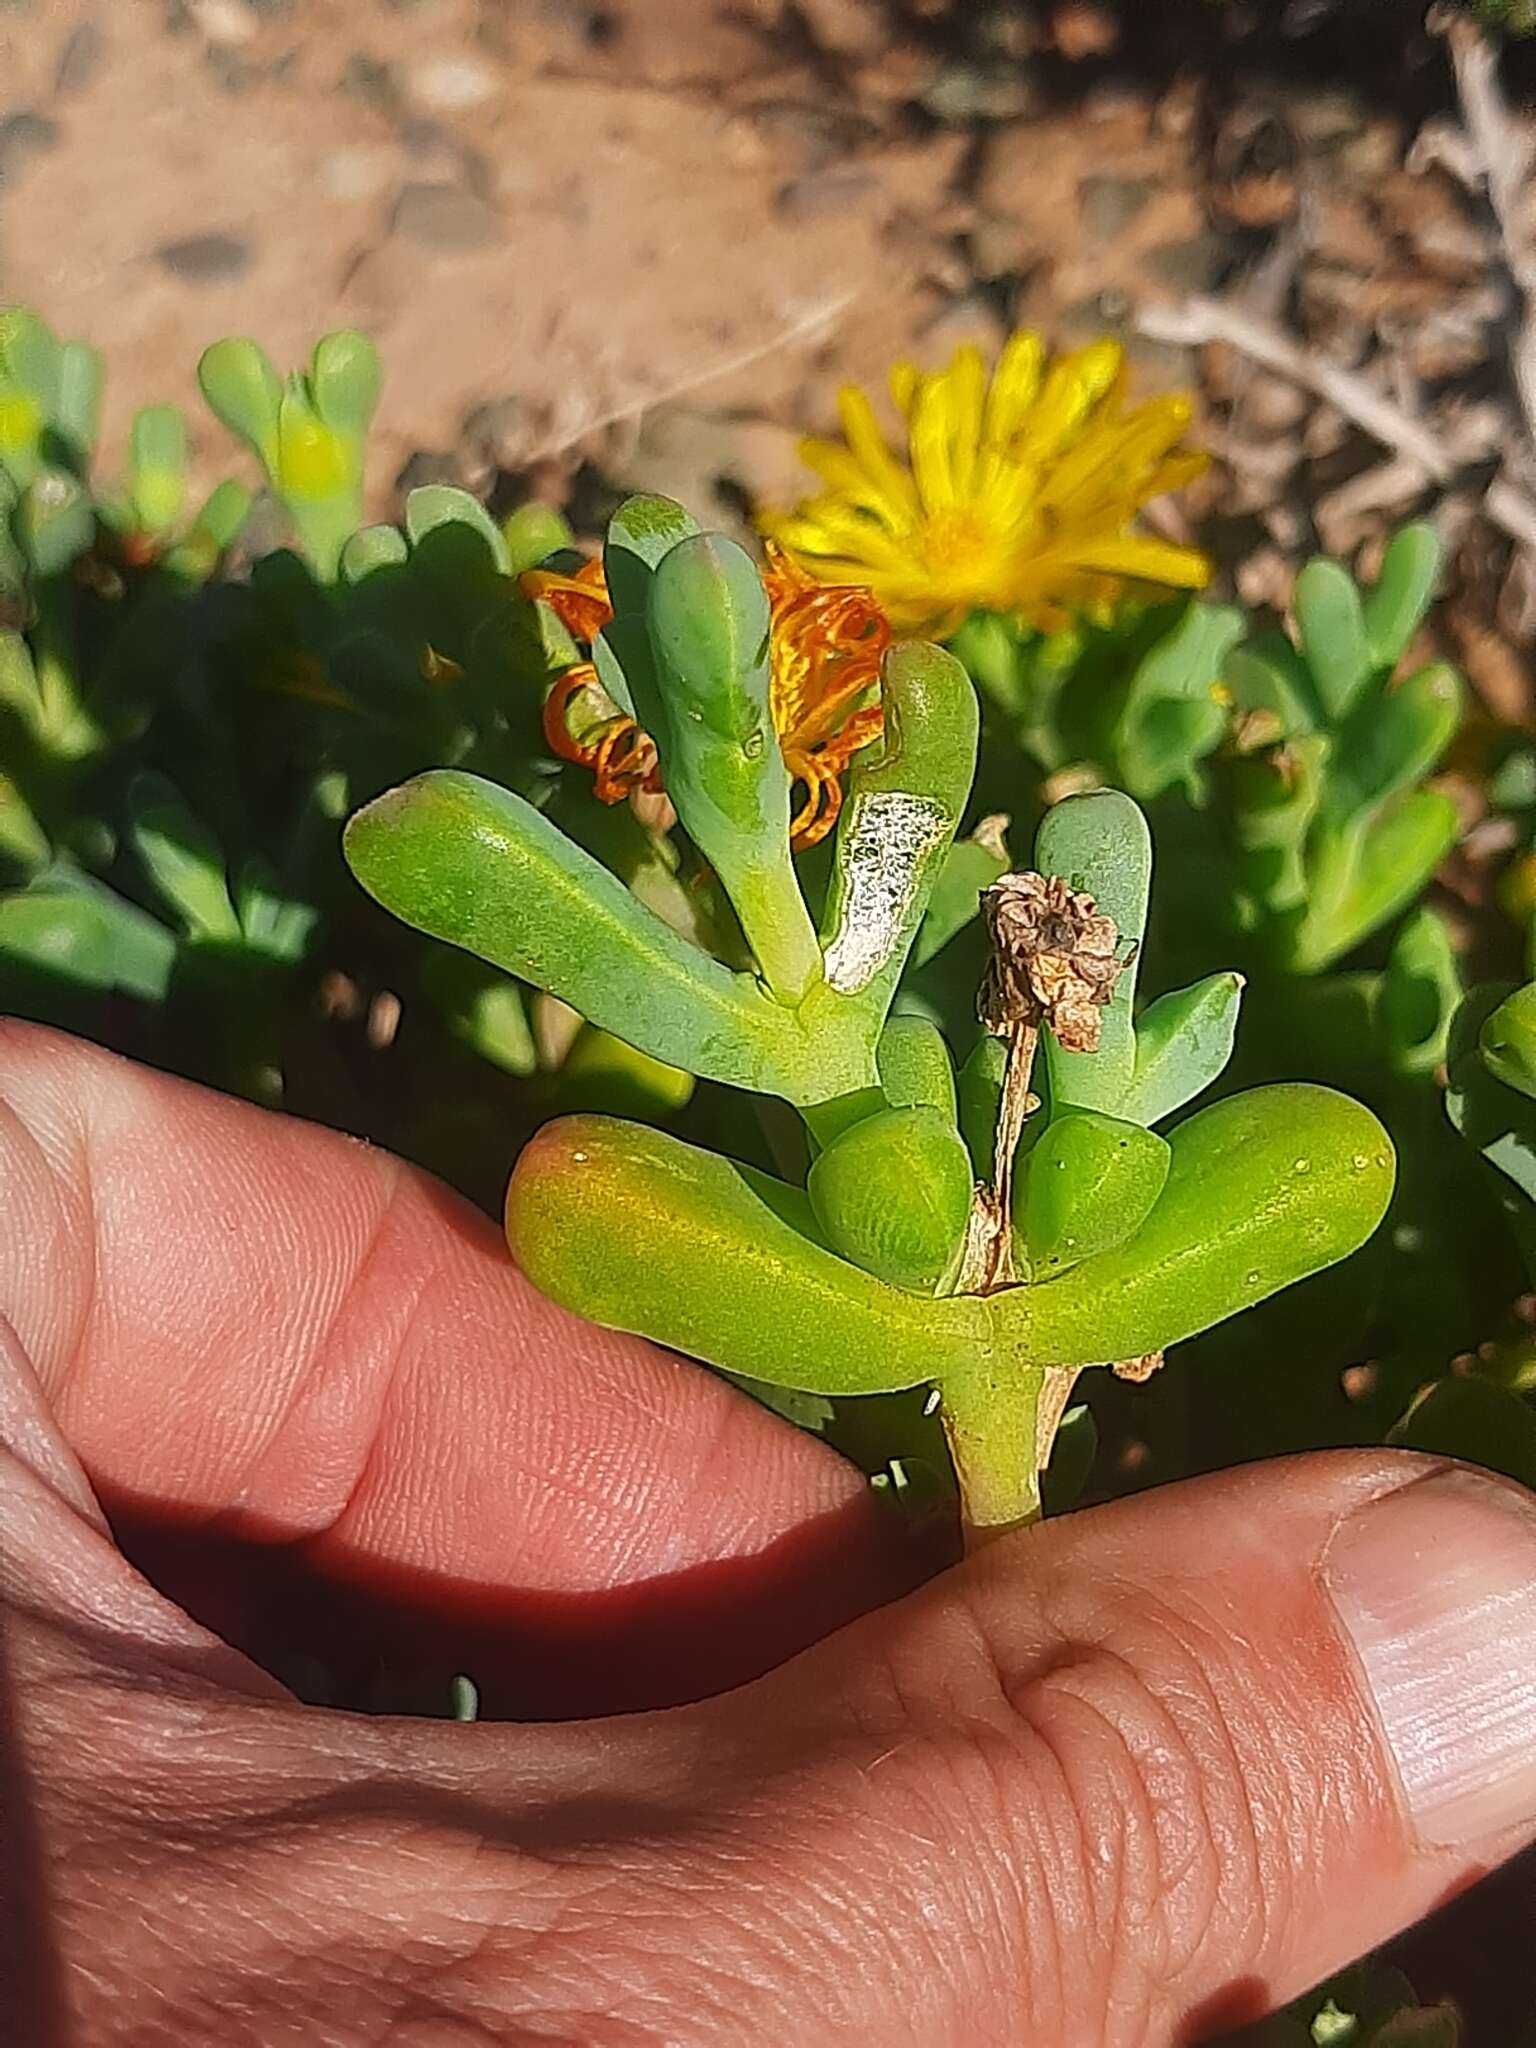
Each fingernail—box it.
[1327,1467,1536,1848]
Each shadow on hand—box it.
[107,1486,931,1721]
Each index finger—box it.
[0,1023,897,1709]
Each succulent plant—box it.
[347,496,1396,1539]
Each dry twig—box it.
[1439,12,1536,469]
[1137,294,1536,553]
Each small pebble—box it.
[341,53,402,116]
[53,20,103,94]
[921,58,1036,125]
[1077,173,1152,240]
[189,0,256,45]
[1143,233,1225,295]
[462,396,527,469]
[156,232,252,281]
[203,45,253,93]
[393,181,504,251]
[319,145,394,201]
[414,54,497,112]
[0,110,61,186]
[775,166,875,224]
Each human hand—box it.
[4,1023,1536,2046]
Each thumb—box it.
[700,1451,1536,2044]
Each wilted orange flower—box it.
[522,543,889,849]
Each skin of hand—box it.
[4,1024,1536,2047]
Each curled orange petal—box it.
[521,557,614,644]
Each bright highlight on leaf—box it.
[761,334,1211,638]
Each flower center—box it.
[915,507,1012,603]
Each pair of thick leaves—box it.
[346,496,980,1107]
[199,331,379,580]
[508,1082,1394,1394]
[1226,526,1462,974]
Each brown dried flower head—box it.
[979,871,1127,1054]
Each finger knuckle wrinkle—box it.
[971,1600,1280,2032]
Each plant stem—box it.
[31,578,100,762]
[953,1019,1039,1294]
[941,1358,1080,1549]
[734,861,824,1005]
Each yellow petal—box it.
[983,331,1044,446]
[944,345,988,503]
[907,371,957,512]
[834,387,919,520]
[797,438,910,530]
[1019,339,1125,463]
[888,360,920,418]
[1052,532,1212,588]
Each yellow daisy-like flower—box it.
[763,334,1211,638]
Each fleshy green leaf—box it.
[52,340,103,469]
[558,1025,695,1119]
[877,1012,957,1122]
[1034,789,1150,1116]
[1225,634,1324,737]
[646,531,818,1002]
[0,891,117,989]
[0,877,176,1001]
[1477,980,1536,1101]
[1362,522,1440,670]
[912,819,1010,968]
[403,485,510,573]
[1447,983,1536,1211]
[1294,792,1460,973]
[187,477,252,552]
[958,1032,1007,1180]
[1120,972,1244,1127]
[507,1114,980,1395]
[309,329,381,442]
[233,858,317,964]
[1295,556,1371,718]
[0,629,43,726]
[198,337,283,468]
[15,467,94,576]
[0,311,60,411]
[341,523,410,581]
[1021,1109,1171,1275]
[344,768,875,1102]
[807,1104,972,1291]
[1389,1373,1536,1491]
[502,501,574,576]
[1115,600,1243,802]
[818,641,979,1019]
[1379,908,1462,1080]
[420,948,537,1076]
[125,774,242,943]
[0,774,47,868]
[129,405,187,534]
[1008,1084,1395,1366]
[1327,663,1461,822]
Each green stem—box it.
[734,860,824,1005]
[292,492,361,585]
[940,1359,1043,1548]
[940,1357,1082,1551]
[31,579,100,762]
